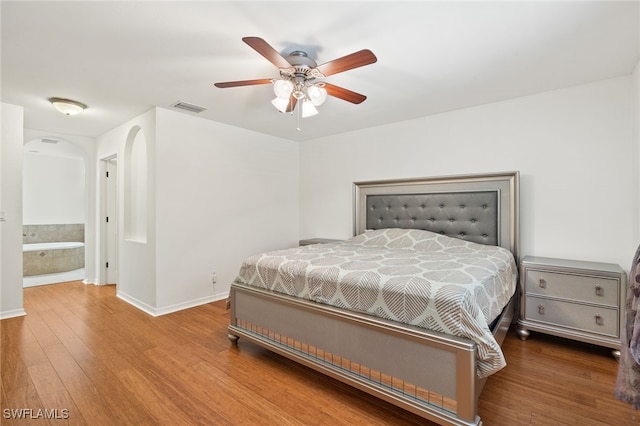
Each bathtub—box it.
[23,241,85,252]
[23,242,85,277]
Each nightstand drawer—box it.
[525,269,618,306]
[524,296,618,338]
[518,256,626,355]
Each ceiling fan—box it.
[214,37,377,118]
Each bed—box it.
[227,171,519,426]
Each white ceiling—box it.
[2,1,639,142]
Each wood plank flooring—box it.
[1,281,638,425]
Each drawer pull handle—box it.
[538,304,545,315]
[538,278,547,289]
[595,314,603,326]
[595,285,603,296]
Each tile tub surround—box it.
[22,223,84,244]
[22,224,85,277]
[23,243,84,276]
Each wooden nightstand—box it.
[299,238,343,246]
[517,256,626,359]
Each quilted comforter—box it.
[233,228,518,377]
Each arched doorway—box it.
[22,137,87,287]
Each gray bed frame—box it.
[227,171,519,426]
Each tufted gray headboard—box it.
[353,172,519,260]
[365,191,498,245]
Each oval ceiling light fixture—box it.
[48,97,87,115]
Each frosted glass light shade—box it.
[271,97,290,113]
[307,85,327,106]
[49,97,87,115]
[301,99,318,117]
[273,80,293,99]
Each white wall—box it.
[154,108,299,312]
[96,109,157,310]
[23,153,85,224]
[300,76,635,269]
[96,107,298,315]
[1,103,25,319]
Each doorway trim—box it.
[99,154,118,286]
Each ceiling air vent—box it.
[41,138,59,144]
[171,101,207,114]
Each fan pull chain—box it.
[296,103,301,131]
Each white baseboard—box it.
[117,290,227,317]
[116,291,158,316]
[0,308,27,320]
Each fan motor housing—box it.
[281,51,323,79]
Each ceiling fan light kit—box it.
[307,84,328,106]
[271,96,290,113]
[273,79,294,99]
[214,37,376,124]
[301,99,318,118]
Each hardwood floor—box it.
[1,281,638,425]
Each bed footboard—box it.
[227,283,504,426]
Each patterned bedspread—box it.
[233,228,518,377]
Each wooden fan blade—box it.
[316,49,377,77]
[285,96,298,113]
[324,83,367,104]
[242,37,292,69]
[214,79,272,88]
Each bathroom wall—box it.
[23,151,85,225]
[22,223,84,244]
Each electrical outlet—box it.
[211,272,217,284]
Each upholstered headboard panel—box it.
[354,171,519,260]
[365,191,498,245]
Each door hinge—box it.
[106,262,109,268]
[106,216,109,223]
[106,171,109,178]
